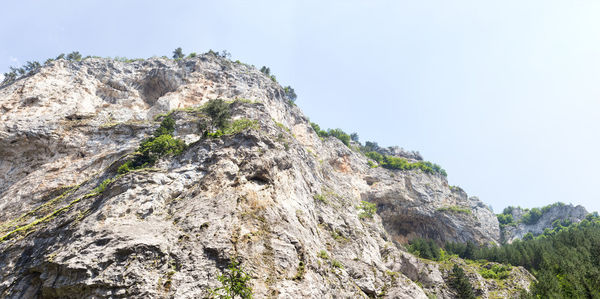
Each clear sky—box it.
[2,1,600,213]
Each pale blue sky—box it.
[2,1,600,213]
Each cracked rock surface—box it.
[0,54,529,298]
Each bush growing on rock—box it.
[283,86,297,102]
[203,99,231,131]
[365,151,447,176]
[358,201,377,219]
[520,208,542,225]
[66,51,82,61]
[210,260,252,299]
[118,115,185,174]
[172,47,184,59]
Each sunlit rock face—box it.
[501,204,589,243]
[0,54,525,298]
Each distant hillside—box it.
[497,202,589,243]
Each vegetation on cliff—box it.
[413,212,600,297]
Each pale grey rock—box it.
[501,203,588,243]
[0,54,526,298]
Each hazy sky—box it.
[2,1,600,213]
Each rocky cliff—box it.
[500,203,588,243]
[0,54,531,298]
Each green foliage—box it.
[66,51,82,61]
[313,194,328,204]
[2,61,42,85]
[154,115,176,137]
[203,99,232,131]
[496,213,514,227]
[93,178,113,194]
[310,122,328,138]
[292,261,305,280]
[437,206,472,215]
[309,122,352,147]
[449,264,476,299]
[172,47,184,59]
[520,207,543,225]
[259,66,277,82]
[408,238,441,260]
[139,134,185,158]
[283,86,297,102]
[2,51,84,85]
[445,241,477,260]
[117,161,132,174]
[317,250,329,259]
[541,202,565,214]
[188,52,197,58]
[357,200,377,219]
[326,128,351,146]
[502,206,515,215]
[259,66,270,75]
[365,151,447,176]
[331,259,343,269]
[210,260,252,299]
[222,119,258,135]
[350,132,359,143]
[478,264,511,279]
[118,115,185,173]
[446,214,600,298]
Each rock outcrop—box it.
[501,203,588,243]
[0,54,528,298]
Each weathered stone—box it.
[0,54,528,298]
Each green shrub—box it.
[117,161,132,174]
[210,260,252,299]
[365,151,447,176]
[358,201,377,219]
[497,213,514,226]
[502,206,515,215]
[203,99,231,130]
[310,122,328,138]
[318,250,329,259]
[313,194,327,204]
[283,86,297,102]
[331,259,343,269]
[521,208,543,225]
[260,66,271,76]
[367,161,378,168]
[327,128,351,146]
[93,178,114,194]
[139,134,185,157]
[309,122,352,147]
[66,51,82,61]
[172,47,184,59]
[478,264,511,279]
[154,115,176,137]
[223,119,258,135]
[118,115,185,173]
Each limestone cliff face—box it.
[501,204,588,243]
[0,54,527,298]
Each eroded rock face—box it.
[501,204,588,243]
[0,54,522,298]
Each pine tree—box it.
[449,264,475,299]
[172,47,184,59]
